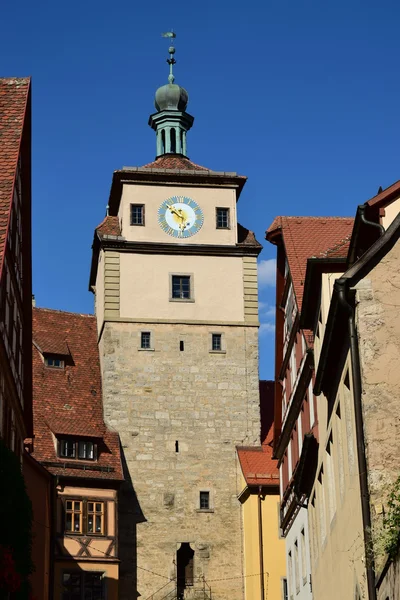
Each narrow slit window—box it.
[141,332,151,349]
[175,440,179,453]
[199,491,210,510]
[161,130,166,154]
[180,341,184,351]
[130,204,145,226]
[211,334,222,352]
[170,128,176,153]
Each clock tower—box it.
[90,39,262,600]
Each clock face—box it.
[158,196,204,238]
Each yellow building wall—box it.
[54,560,118,600]
[241,478,286,600]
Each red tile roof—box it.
[32,307,123,481]
[0,78,30,277]
[238,382,279,487]
[96,215,121,236]
[266,216,354,311]
[318,234,352,259]
[141,154,209,171]
[237,223,262,248]
[237,444,279,486]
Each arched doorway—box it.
[177,543,194,599]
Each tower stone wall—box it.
[99,320,260,600]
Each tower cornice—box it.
[107,167,247,216]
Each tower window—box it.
[211,334,222,352]
[175,440,179,452]
[216,207,230,229]
[170,128,176,153]
[130,204,145,226]
[171,275,192,300]
[141,332,151,349]
[180,341,184,351]
[199,491,210,510]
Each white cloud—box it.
[259,301,275,318]
[258,259,276,288]
[259,322,275,336]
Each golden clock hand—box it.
[166,204,181,218]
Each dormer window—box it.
[60,439,76,458]
[45,356,64,369]
[59,439,96,460]
[78,440,94,460]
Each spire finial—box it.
[161,31,176,84]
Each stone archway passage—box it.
[177,542,194,599]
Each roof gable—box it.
[266,216,354,311]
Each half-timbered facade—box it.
[300,183,400,600]
[31,307,123,600]
[266,216,354,600]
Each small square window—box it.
[130,204,145,226]
[199,491,210,510]
[141,332,151,349]
[60,440,76,458]
[78,441,94,460]
[172,275,191,300]
[216,208,230,229]
[211,334,222,352]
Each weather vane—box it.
[161,31,176,84]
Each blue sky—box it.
[2,0,400,379]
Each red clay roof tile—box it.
[32,307,123,481]
[141,154,209,171]
[0,78,30,276]
[266,216,354,311]
[96,215,121,236]
[237,443,279,486]
[318,234,352,259]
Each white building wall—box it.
[285,509,313,600]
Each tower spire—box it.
[149,32,194,158]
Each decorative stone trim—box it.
[243,256,258,323]
[104,251,120,318]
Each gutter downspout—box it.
[348,204,385,267]
[336,279,377,600]
[258,486,265,600]
[359,204,385,237]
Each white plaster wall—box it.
[382,196,400,229]
[118,183,238,245]
[119,253,245,322]
[285,510,313,600]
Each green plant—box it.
[382,475,400,559]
